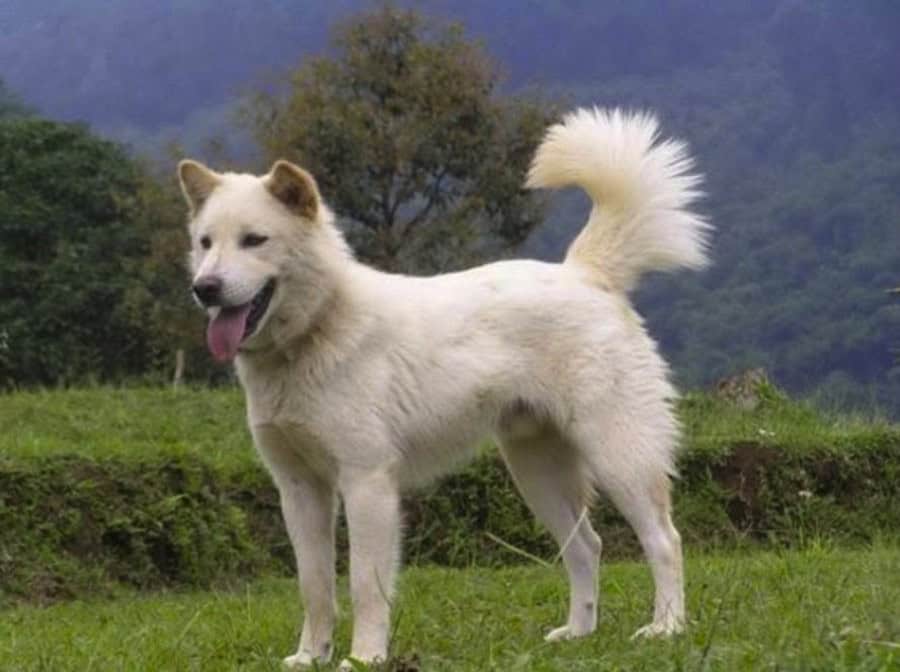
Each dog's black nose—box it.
[193,276,223,306]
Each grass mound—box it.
[1,385,898,604]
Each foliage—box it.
[1,387,898,604]
[622,60,900,414]
[2,547,899,671]
[0,454,273,604]
[122,162,226,384]
[243,5,553,271]
[0,112,223,388]
[0,118,153,386]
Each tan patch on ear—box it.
[178,160,221,214]
[265,160,320,220]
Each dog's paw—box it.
[544,625,575,642]
[338,656,383,671]
[283,647,332,669]
[282,652,311,670]
[544,624,593,642]
[630,618,684,640]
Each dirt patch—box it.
[710,441,780,528]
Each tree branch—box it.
[393,167,449,240]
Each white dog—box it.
[178,107,710,669]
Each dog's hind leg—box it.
[498,425,602,642]
[569,412,685,639]
[613,474,684,638]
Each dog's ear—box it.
[264,160,320,220]
[178,160,221,215]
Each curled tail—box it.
[527,107,711,293]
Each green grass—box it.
[2,546,898,671]
[0,386,251,472]
[2,385,897,466]
[679,389,899,457]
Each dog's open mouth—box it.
[206,279,276,362]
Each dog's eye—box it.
[241,233,269,248]
[200,235,211,250]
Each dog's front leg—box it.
[255,435,338,669]
[278,473,338,669]
[338,470,401,669]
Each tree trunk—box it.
[173,349,185,388]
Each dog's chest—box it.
[236,340,507,485]
[251,415,338,483]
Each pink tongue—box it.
[207,304,253,362]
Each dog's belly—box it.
[392,410,495,489]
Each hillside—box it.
[2,1,899,411]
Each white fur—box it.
[527,107,710,293]
[180,107,710,667]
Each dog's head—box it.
[178,159,344,362]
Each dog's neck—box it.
[236,258,376,382]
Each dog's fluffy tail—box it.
[527,107,711,293]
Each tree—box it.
[243,5,553,272]
[122,157,228,385]
[0,117,149,386]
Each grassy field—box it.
[0,387,251,471]
[2,386,896,467]
[2,545,897,671]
